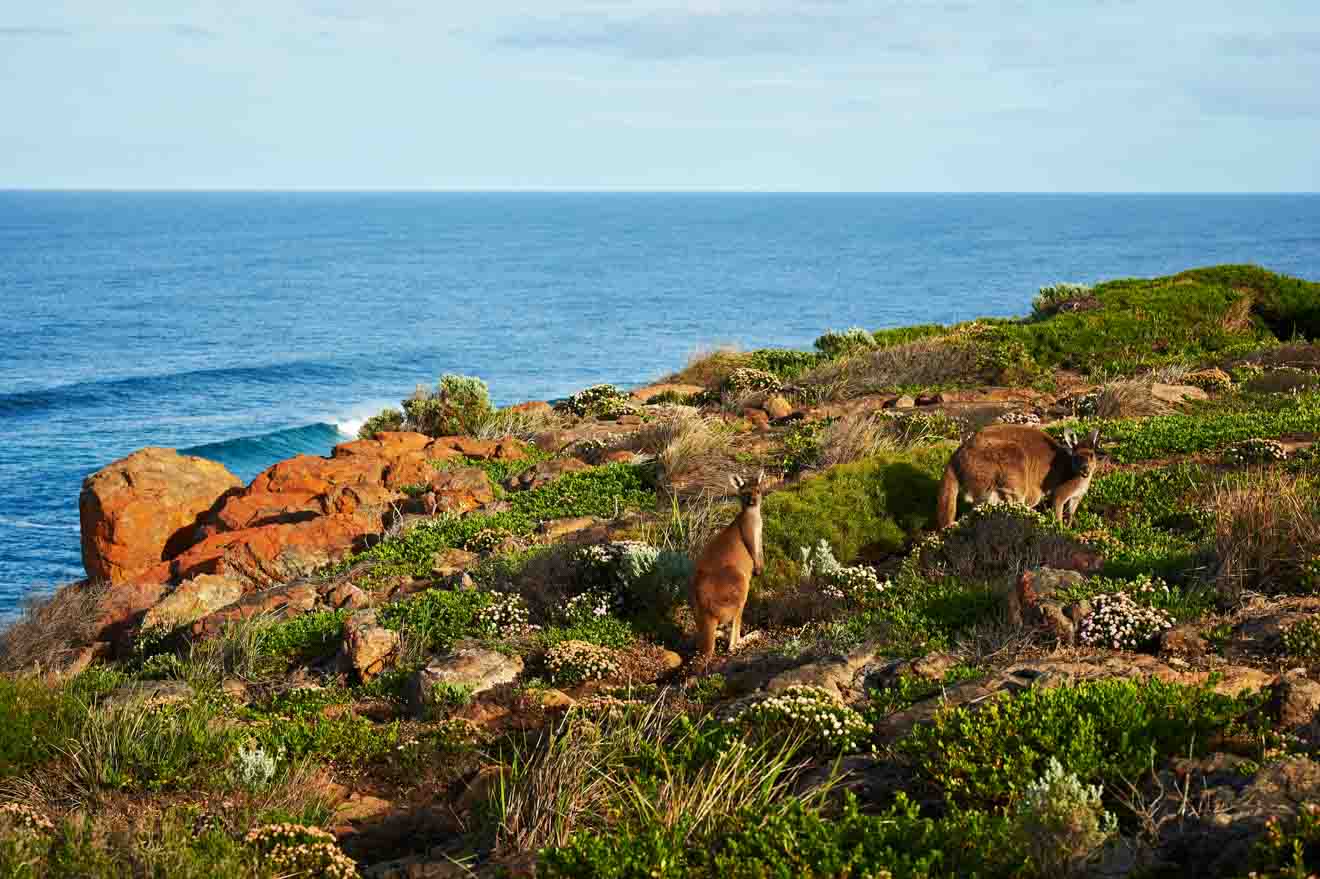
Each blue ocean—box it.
[2,192,1318,616]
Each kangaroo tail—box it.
[936,464,959,530]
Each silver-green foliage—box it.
[1013,756,1116,877]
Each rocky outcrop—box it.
[190,582,319,638]
[342,610,399,682]
[503,458,590,491]
[141,573,245,631]
[421,467,494,515]
[408,646,524,715]
[79,448,242,584]
[1007,567,1091,645]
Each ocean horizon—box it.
[3,191,1319,616]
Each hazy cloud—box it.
[172,24,220,41]
[0,26,72,39]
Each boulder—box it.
[423,467,494,514]
[1008,567,1089,645]
[166,512,382,588]
[331,431,432,459]
[763,395,794,420]
[432,548,479,579]
[508,400,554,415]
[503,458,591,491]
[767,642,887,703]
[408,646,524,715]
[1266,673,1320,739]
[324,582,372,611]
[429,436,528,461]
[742,408,771,430]
[141,573,245,631]
[1160,623,1209,659]
[103,680,195,710]
[248,453,386,498]
[332,793,393,825]
[90,579,170,643]
[343,610,399,682]
[538,516,600,541]
[190,582,319,638]
[79,448,242,583]
[1150,383,1210,406]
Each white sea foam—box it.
[0,516,79,533]
[327,399,399,438]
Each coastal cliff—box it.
[5,264,1320,877]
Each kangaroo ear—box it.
[1062,428,1076,448]
[756,468,765,484]
[1087,428,1101,447]
[730,475,743,490]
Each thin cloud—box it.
[172,24,220,41]
[0,26,72,38]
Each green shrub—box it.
[357,407,404,439]
[377,588,492,651]
[725,685,871,755]
[720,368,780,397]
[539,793,1024,879]
[556,384,633,418]
[1241,803,1320,879]
[871,323,950,349]
[1031,282,1093,319]
[1012,756,1117,877]
[778,419,826,474]
[900,677,1257,809]
[403,374,494,437]
[545,640,621,684]
[1283,617,1320,658]
[744,348,824,379]
[0,676,82,777]
[814,327,876,358]
[540,617,637,650]
[758,448,945,594]
[256,610,348,663]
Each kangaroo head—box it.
[730,469,765,509]
[1061,428,1100,477]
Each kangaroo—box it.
[690,470,764,659]
[936,425,1100,529]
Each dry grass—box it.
[793,339,980,403]
[664,346,747,389]
[1211,470,1320,603]
[488,697,828,855]
[0,580,106,674]
[636,492,735,561]
[817,412,895,469]
[474,406,568,441]
[1093,379,1177,419]
[918,506,1097,581]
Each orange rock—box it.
[425,467,494,513]
[428,436,529,461]
[331,431,431,458]
[508,401,553,415]
[79,447,243,584]
[169,512,383,588]
[190,582,320,638]
[248,454,385,497]
[382,451,438,490]
[630,382,705,402]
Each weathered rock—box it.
[600,450,636,465]
[658,649,684,672]
[762,395,793,419]
[893,394,917,409]
[332,431,432,458]
[250,453,386,498]
[767,642,886,703]
[1160,623,1209,658]
[332,793,393,824]
[141,573,245,631]
[531,430,576,454]
[1150,383,1210,406]
[190,582,319,638]
[408,646,524,715]
[742,408,771,430]
[381,451,437,491]
[631,382,705,402]
[80,448,242,583]
[343,610,399,682]
[41,641,113,681]
[429,436,528,461]
[1266,673,1320,738]
[91,579,170,643]
[538,516,600,540]
[325,582,372,611]
[166,512,382,588]
[935,388,1045,405]
[422,467,494,513]
[1009,567,1089,645]
[508,400,554,415]
[533,689,576,710]
[432,548,479,578]
[503,458,591,491]
[103,680,195,710]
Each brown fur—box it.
[936,425,1099,529]
[689,471,764,659]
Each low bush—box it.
[539,793,1024,879]
[1031,282,1093,319]
[756,449,945,594]
[1241,802,1320,879]
[1076,592,1173,650]
[724,685,871,755]
[1282,617,1320,659]
[899,677,1257,809]
[1211,469,1320,601]
[555,384,633,418]
[357,407,404,439]
[403,374,494,437]
[1013,756,1116,877]
[545,640,621,684]
[377,588,492,651]
[814,327,876,358]
[339,463,656,580]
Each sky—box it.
[1,1,1318,191]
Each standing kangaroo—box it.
[936,425,1100,529]
[690,470,764,659]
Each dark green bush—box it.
[376,588,493,651]
[745,348,825,379]
[357,407,404,440]
[900,678,1257,809]
[538,793,1024,879]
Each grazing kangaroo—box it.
[690,470,764,659]
[936,425,1100,529]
